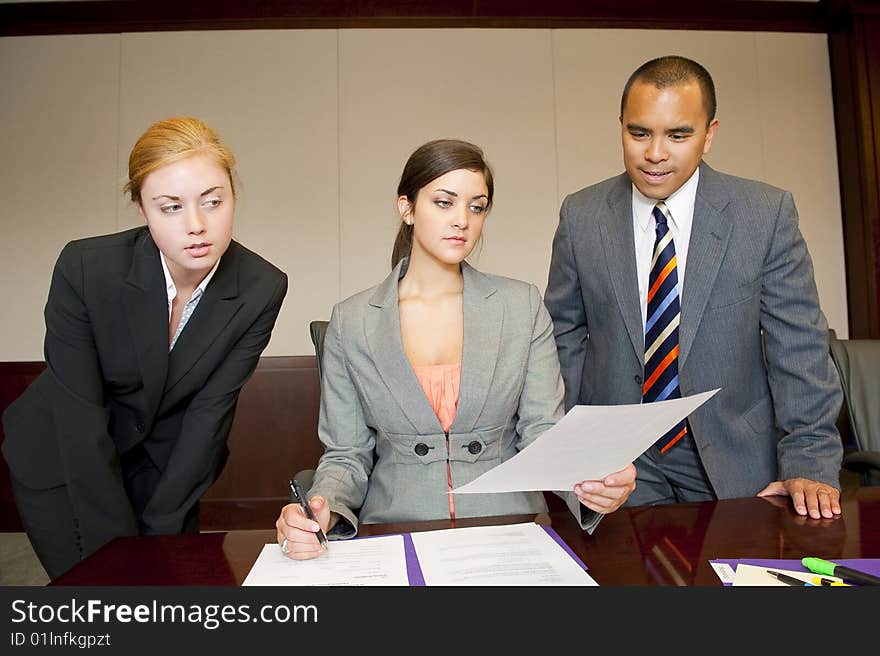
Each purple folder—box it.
[710,558,880,586]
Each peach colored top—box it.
[412,362,461,520]
[412,363,461,432]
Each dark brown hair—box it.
[391,139,494,269]
[620,55,717,124]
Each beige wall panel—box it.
[755,33,848,337]
[0,35,120,360]
[337,29,559,298]
[553,29,846,335]
[0,27,848,360]
[554,29,765,200]
[118,30,339,355]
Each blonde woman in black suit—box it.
[2,117,287,579]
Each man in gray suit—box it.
[545,55,843,519]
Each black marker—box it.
[803,557,880,586]
[290,478,328,550]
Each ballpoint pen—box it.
[766,570,815,586]
[802,557,880,586]
[290,478,329,550]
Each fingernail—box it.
[311,523,320,532]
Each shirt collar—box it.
[632,166,700,232]
[159,252,221,304]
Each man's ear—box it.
[703,118,719,155]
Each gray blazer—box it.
[309,258,596,536]
[545,162,843,498]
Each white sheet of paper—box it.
[710,561,737,584]
[242,535,409,586]
[731,563,838,587]
[409,522,597,586]
[452,389,719,494]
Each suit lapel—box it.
[164,241,244,393]
[364,259,441,433]
[450,261,502,433]
[363,259,503,434]
[679,163,733,368]
[122,231,169,423]
[601,175,644,363]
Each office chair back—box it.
[829,336,880,486]
[309,320,329,385]
[299,320,329,495]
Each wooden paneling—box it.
[0,1,827,37]
[0,357,323,532]
[0,352,856,532]
[201,356,323,501]
[828,1,880,337]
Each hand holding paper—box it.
[572,462,637,514]
[452,389,719,494]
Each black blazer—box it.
[2,227,287,556]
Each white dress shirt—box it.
[632,167,699,330]
[160,252,221,350]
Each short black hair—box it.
[620,55,716,124]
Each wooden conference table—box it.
[51,486,880,586]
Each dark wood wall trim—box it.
[199,355,324,530]
[1,1,827,37]
[829,1,880,338]
[0,356,323,532]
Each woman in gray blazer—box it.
[276,139,634,559]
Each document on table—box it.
[730,563,835,586]
[452,389,719,494]
[409,522,597,586]
[242,534,408,586]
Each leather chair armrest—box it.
[842,450,880,473]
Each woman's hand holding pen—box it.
[573,462,637,514]
[276,497,336,560]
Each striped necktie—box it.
[643,201,687,453]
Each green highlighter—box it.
[802,557,880,586]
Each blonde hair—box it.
[124,116,236,204]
